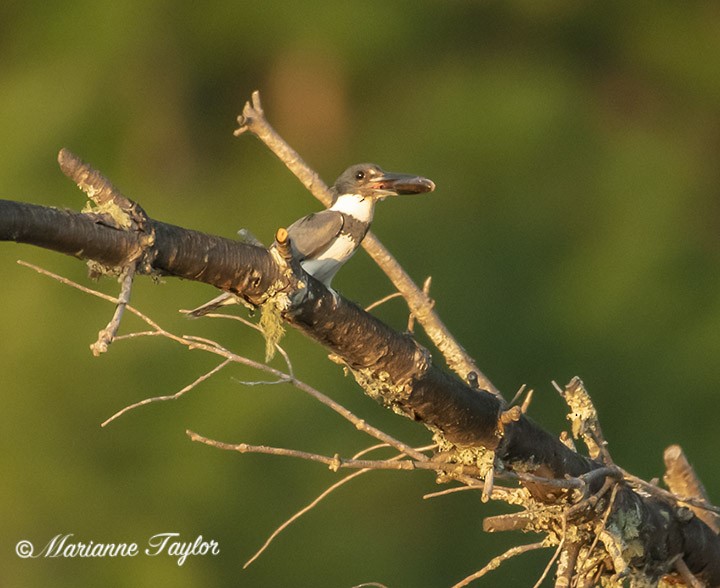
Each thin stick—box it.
[424,485,478,500]
[234,91,501,399]
[287,377,429,462]
[186,311,296,378]
[19,261,428,461]
[20,259,293,387]
[187,431,477,475]
[231,376,290,386]
[244,443,392,568]
[234,91,332,205]
[101,359,232,427]
[364,291,403,313]
[245,468,371,569]
[91,265,135,356]
[450,542,547,588]
[624,470,720,515]
[533,525,564,588]
[408,276,432,334]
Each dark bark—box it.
[1,200,139,267]
[2,195,719,585]
[0,199,277,304]
[150,220,276,303]
[285,279,502,448]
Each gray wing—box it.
[285,210,344,260]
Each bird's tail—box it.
[182,292,239,318]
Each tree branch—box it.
[2,125,719,583]
[0,198,278,304]
[234,90,501,398]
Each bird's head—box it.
[332,163,435,202]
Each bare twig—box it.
[482,464,494,503]
[19,259,149,314]
[450,542,548,588]
[231,375,290,386]
[58,149,157,355]
[183,311,296,378]
[508,383,527,407]
[233,90,502,399]
[623,470,720,515]
[101,358,233,427]
[533,535,563,588]
[520,388,534,415]
[234,91,331,204]
[364,291,404,313]
[423,485,478,500]
[90,265,135,356]
[288,377,430,462]
[564,474,617,520]
[407,276,432,333]
[537,509,569,588]
[245,467,369,568]
[245,443,413,568]
[187,431,481,476]
[17,261,429,462]
[495,469,585,491]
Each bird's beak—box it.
[368,172,436,197]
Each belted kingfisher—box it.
[186,163,435,317]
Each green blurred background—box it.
[2,2,719,586]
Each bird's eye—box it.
[355,170,365,180]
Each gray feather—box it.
[285,209,344,260]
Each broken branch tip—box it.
[276,227,289,244]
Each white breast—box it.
[301,233,357,286]
[300,194,376,287]
[330,194,375,223]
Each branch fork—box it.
[58,148,158,355]
[1,90,718,586]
